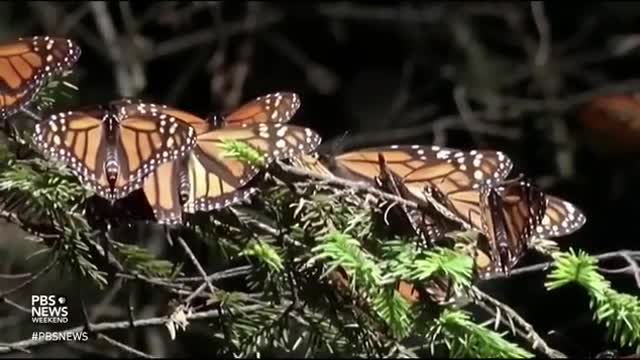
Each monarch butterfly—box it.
[292,145,517,295]
[136,93,317,224]
[208,92,301,128]
[424,178,587,277]
[0,36,81,119]
[478,179,547,276]
[32,101,198,201]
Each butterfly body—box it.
[33,102,198,202]
[479,180,547,276]
[1,36,81,118]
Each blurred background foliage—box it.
[1,1,640,358]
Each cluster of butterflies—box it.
[0,36,587,281]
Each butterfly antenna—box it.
[383,202,398,226]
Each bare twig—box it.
[315,3,445,23]
[470,286,567,358]
[0,253,59,298]
[1,297,31,314]
[0,272,32,280]
[453,85,484,146]
[59,3,93,35]
[97,333,157,359]
[0,305,264,354]
[175,265,253,283]
[264,32,339,95]
[151,10,284,59]
[485,250,640,285]
[90,1,146,97]
[176,236,217,304]
[276,160,421,211]
[531,1,551,67]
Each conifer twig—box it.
[97,333,156,359]
[275,160,420,210]
[176,236,217,304]
[0,305,264,354]
[484,250,640,286]
[470,286,566,358]
[0,253,59,298]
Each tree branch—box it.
[0,305,264,354]
[97,333,156,359]
[470,286,567,358]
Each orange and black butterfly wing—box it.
[398,145,513,197]
[208,92,301,128]
[135,157,191,224]
[535,195,586,239]
[32,110,115,197]
[117,101,211,135]
[478,180,546,278]
[366,145,512,232]
[331,145,512,199]
[111,103,198,199]
[289,152,335,178]
[0,36,81,118]
[183,123,321,213]
[375,153,458,246]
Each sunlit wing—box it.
[535,195,586,238]
[119,101,211,135]
[137,157,190,225]
[32,111,113,196]
[0,36,81,118]
[182,123,321,214]
[114,107,198,191]
[290,153,338,178]
[213,92,301,128]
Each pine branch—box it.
[0,305,265,354]
[545,249,640,352]
[469,286,567,358]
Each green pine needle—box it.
[383,241,473,288]
[241,240,285,273]
[221,140,266,167]
[372,287,414,339]
[309,231,383,288]
[545,248,610,297]
[545,248,640,351]
[112,242,177,278]
[428,309,534,358]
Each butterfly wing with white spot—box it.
[216,92,302,128]
[535,195,586,238]
[113,104,198,193]
[32,111,117,197]
[182,123,321,213]
[0,36,81,118]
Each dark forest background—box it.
[1,1,640,358]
